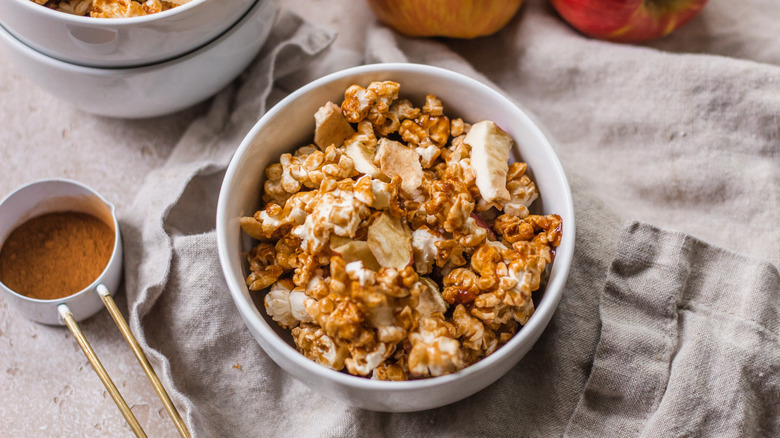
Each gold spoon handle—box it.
[58,304,147,438]
[97,285,191,438]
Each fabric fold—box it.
[120,12,336,435]
[566,221,780,437]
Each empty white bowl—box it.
[0,0,257,68]
[216,63,576,412]
[0,0,278,118]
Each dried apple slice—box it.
[314,101,355,149]
[329,235,354,250]
[367,212,413,270]
[332,240,382,272]
[345,140,381,177]
[464,120,512,203]
[375,138,423,195]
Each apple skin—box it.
[550,0,709,43]
[365,0,524,39]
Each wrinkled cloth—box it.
[118,1,780,437]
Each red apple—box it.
[365,0,524,39]
[550,0,708,43]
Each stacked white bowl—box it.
[0,0,279,118]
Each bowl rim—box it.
[216,62,576,390]
[11,0,214,26]
[0,0,263,73]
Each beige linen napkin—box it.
[122,1,780,437]
[566,222,780,437]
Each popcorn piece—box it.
[289,288,315,324]
[400,114,450,149]
[141,0,165,14]
[367,212,413,270]
[292,252,322,288]
[375,138,423,195]
[91,0,147,17]
[264,279,314,328]
[450,118,470,137]
[493,214,534,245]
[411,226,443,274]
[389,99,420,122]
[292,323,348,371]
[352,175,375,206]
[346,342,392,376]
[262,163,290,206]
[344,120,378,150]
[422,94,444,117]
[366,81,401,127]
[292,187,371,254]
[246,243,283,291]
[341,81,400,127]
[241,190,315,240]
[314,102,355,150]
[441,268,480,305]
[278,145,357,193]
[467,236,554,328]
[415,144,441,169]
[424,179,475,234]
[342,85,374,123]
[345,260,377,286]
[310,294,364,341]
[464,120,512,203]
[264,280,297,328]
[408,315,464,377]
[434,239,468,271]
[372,362,408,381]
[527,213,563,247]
[370,178,393,210]
[374,266,417,299]
[452,304,496,356]
[493,213,562,248]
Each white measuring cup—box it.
[0,179,189,438]
[0,178,123,324]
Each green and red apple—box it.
[550,0,709,43]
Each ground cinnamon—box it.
[0,212,114,300]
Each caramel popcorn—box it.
[240,81,562,380]
[36,0,189,17]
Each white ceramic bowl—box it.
[0,0,277,119]
[216,63,576,412]
[0,0,257,68]
[0,179,123,326]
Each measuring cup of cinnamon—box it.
[0,179,123,325]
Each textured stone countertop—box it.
[0,1,363,435]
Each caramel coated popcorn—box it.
[240,81,562,380]
[34,0,190,17]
